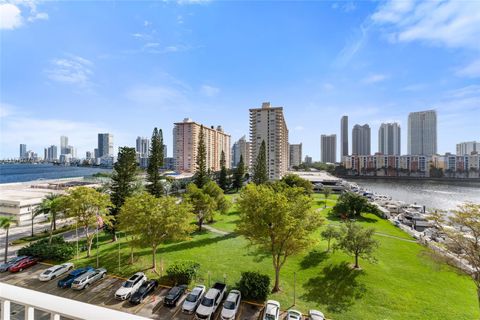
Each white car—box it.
[263,300,280,320]
[308,310,324,320]
[286,309,303,320]
[220,289,241,320]
[182,285,206,314]
[115,272,146,300]
[38,263,74,281]
[71,268,107,290]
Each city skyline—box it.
[1,1,480,159]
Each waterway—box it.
[351,178,480,211]
[0,163,112,184]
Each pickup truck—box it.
[195,282,227,320]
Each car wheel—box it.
[85,283,90,289]
[19,268,23,272]
[52,275,56,279]
[102,273,105,278]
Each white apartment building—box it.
[173,118,231,173]
[249,102,289,180]
[456,141,480,155]
[289,143,302,168]
[408,110,437,155]
[232,135,251,168]
[378,122,401,155]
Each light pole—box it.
[75,221,79,260]
[293,272,296,306]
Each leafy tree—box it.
[1,216,15,263]
[332,192,370,218]
[202,180,231,215]
[233,155,245,191]
[236,184,323,292]
[194,125,209,188]
[429,203,480,308]
[147,128,165,197]
[118,193,194,272]
[34,194,64,244]
[237,271,271,301]
[281,174,313,195]
[218,150,228,191]
[321,224,341,252]
[252,140,268,184]
[61,187,113,257]
[110,147,138,241]
[335,222,378,269]
[322,187,332,208]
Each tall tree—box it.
[147,128,165,197]
[61,187,112,257]
[322,187,332,208]
[332,192,370,218]
[218,150,228,191]
[335,221,379,269]
[110,147,138,240]
[236,184,323,292]
[118,193,194,272]
[252,140,268,184]
[321,224,341,252]
[34,193,63,244]
[233,155,245,191]
[1,216,15,264]
[194,125,209,188]
[429,203,480,308]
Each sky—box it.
[1,0,479,160]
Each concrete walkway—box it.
[203,224,230,236]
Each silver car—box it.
[71,268,107,290]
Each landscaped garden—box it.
[65,193,479,320]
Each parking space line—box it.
[237,304,243,320]
[86,279,121,304]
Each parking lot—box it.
[0,263,265,320]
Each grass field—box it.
[67,193,479,320]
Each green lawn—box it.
[68,193,479,320]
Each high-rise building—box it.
[341,116,349,157]
[19,144,27,159]
[44,145,58,162]
[173,118,231,173]
[86,151,92,159]
[249,102,289,180]
[408,110,437,156]
[135,137,150,157]
[60,136,68,155]
[352,124,371,155]
[289,143,302,168]
[304,155,313,165]
[378,123,401,155]
[163,144,167,159]
[321,134,337,163]
[456,141,480,155]
[97,133,114,158]
[232,135,251,168]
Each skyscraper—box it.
[341,116,349,157]
[408,110,437,155]
[173,118,231,173]
[352,124,371,155]
[19,144,26,159]
[249,102,289,180]
[60,136,68,155]
[321,134,337,163]
[97,133,114,158]
[232,135,251,168]
[136,137,150,157]
[378,123,401,155]
[456,141,480,155]
[289,143,302,168]
[46,145,58,161]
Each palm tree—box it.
[35,194,63,244]
[1,216,15,263]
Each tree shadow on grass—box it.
[300,249,328,270]
[157,233,238,255]
[302,262,366,313]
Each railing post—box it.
[50,313,60,320]
[1,300,11,320]
[24,305,34,320]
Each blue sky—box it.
[1,0,479,160]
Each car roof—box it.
[226,291,240,301]
[288,309,302,315]
[266,301,280,314]
[129,272,144,281]
[191,286,204,294]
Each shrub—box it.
[236,271,270,301]
[166,261,200,285]
[18,236,75,261]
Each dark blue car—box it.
[57,266,94,288]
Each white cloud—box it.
[144,20,151,27]
[28,11,48,22]
[372,0,480,50]
[445,85,480,99]
[362,73,389,84]
[456,58,480,78]
[0,3,22,30]
[335,22,371,66]
[294,126,304,131]
[45,55,93,87]
[0,102,14,118]
[176,0,211,4]
[126,85,187,109]
[144,42,160,48]
[200,85,220,97]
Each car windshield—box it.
[43,270,52,274]
[137,287,146,294]
[223,301,236,310]
[123,281,134,288]
[186,293,198,302]
[201,297,214,307]
[64,275,74,280]
[265,315,276,320]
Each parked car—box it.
[195,282,227,319]
[286,309,303,320]
[115,272,147,300]
[38,263,74,281]
[263,300,280,320]
[220,289,241,320]
[164,284,188,307]
[182,285,206,314]
[71,268,107,290]
[57,266,94,288]
[308,310,324,320]
[0,256,28,272]
[9,257,38,273]
[129,280,158,305]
